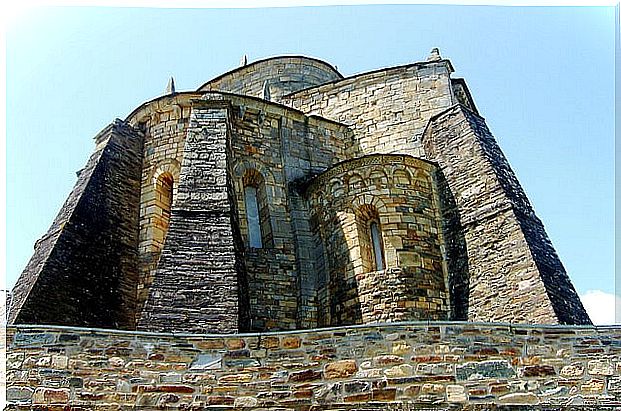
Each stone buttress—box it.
[423,104,591,325]
[137,98,250,333]
[8,120,144,329]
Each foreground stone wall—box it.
[5,323,620,410]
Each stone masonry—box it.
[5,323,620,409]
[9,50,591,335]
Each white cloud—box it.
[580,290,619,325]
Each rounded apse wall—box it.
[306,154,450,326]
[198,56,343,101]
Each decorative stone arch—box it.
[233,159,276,183]
[328,178,344,199]
[346,172,366,193]
[351,195,388,215]
[391,165,412,188]
[367,167,390,190]
[150,159,181,201]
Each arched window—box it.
[356,203,386,273]
[242,169,272,249]
[370,221,385,271]
[244,186,262,248]
[155,172,174,245]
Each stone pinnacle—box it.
[427,48,441,62]
[165,76,176,94]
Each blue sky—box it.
[5,5,616,321]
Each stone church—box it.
[8,49,591,333]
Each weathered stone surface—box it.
[32,387,70,404]
[373,354,405,366]
[587,359,614,376]
[7,323,619,410]
[6,386,34,402]
[289,369,322,382]
[325,360,358,379]
[282,336,302,349]
[522,365,556,377]
[13,333,57,347]
[200,56,342,101]
[446,385,467,403]
[498,392,540,405]
[190,353,222,370]
[456,360,515,381]
[581,378,605,394]
[9,120,144,329]
[138,104,247,333]
[423,105,591,325]
[560,363,585,379]
[384,364,413,377]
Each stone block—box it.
[7,386,34,403]
[498,392,540,405]
[446,385,467,403]
[325,360,358,379]
[456,360,515,381]
[560,363,584,379]
[33,388,70,404]
[587,359,614,376]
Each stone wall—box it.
[199,56,343,102]
[137,99,248,333]
[133,91,355,333]
[8,120,144,329]
[306,155,450,326]
[423,105,591,325]
[5,323,620,409]
[282,60,456,158]
[226,95,352,331]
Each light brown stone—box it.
[581,379,605,394]
[282,336,301,349]
[33,388,70,404]
[587,359,613,376]
[446,385,467,403]
[498,392,540,405]
[325,360,358,379]
[384,364,413,377]
[560,363,584,379]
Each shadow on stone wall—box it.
[435,169,470,321]
[317,206,363,327]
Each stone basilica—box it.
[9,49,591,333]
